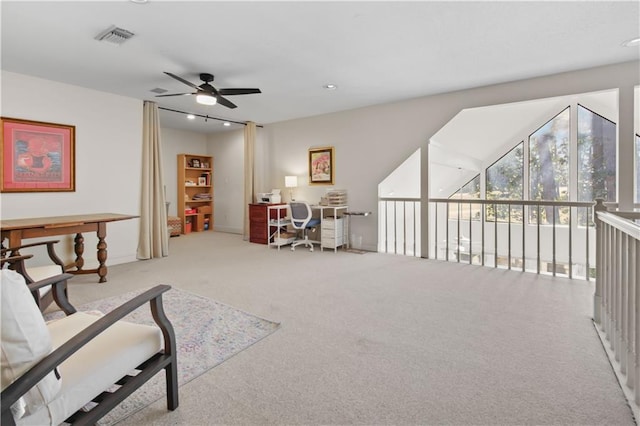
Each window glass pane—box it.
[577,105,617,202]
[529,107,570,225]
[449,175,480,221]
[486,143,523,222]
[450,175,480,199]
[529,107,570,202]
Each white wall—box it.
[206,129,244,234]
[0,71,142,266]
[160,127,207,217]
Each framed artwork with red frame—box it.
[1,117,75,192]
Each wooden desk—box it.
[0,213,138,283]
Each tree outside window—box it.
[577,105,617,226]
[486,143,523,222]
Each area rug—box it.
[45,287,280,425]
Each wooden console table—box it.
[0,213,138,283]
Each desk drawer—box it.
[249,205,267,222]
[321,217,344,231]
[321,235,344,248]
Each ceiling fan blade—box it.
[164,72,200,90]
[216,96,237,109]
[218,88,262,96]
[155,92,193,97]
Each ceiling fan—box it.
[156,72,261,109]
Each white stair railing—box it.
[593,199,640,416]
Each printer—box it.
[256,189,282,203]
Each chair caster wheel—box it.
[291,247,295,251]
[309,248,314,252]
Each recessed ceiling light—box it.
[622,37,640,47]
[186,114,195,120]
[130,0,148,4]
[223,122,231,127]
[323,84,338,90]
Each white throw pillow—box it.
[1,269,62,420]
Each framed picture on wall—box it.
[1,117,75,192]
[308,146,335,185]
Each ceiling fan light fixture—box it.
[196,94,217,106]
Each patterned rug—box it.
[45,287,280,425]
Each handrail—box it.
[597,211,640,239]
[430,198,594,208]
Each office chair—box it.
[289,202,321,251]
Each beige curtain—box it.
[137,101,169,259]
[243,121,256,240]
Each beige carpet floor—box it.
[64,231,635,425]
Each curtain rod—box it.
[158,106,263,128]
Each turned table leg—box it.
[97,222,108,283]
[74,233,85,270]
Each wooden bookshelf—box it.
[177,153,213,234]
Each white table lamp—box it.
[285,175,298,201]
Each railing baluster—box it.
[469,202,472,265]
[481,202,485,266]
[552,205,556,277]
[537,204,541,275]
[403,201,407,256]
[394,201,398,254]
[434,202,438,260]
[569,207,573,279]
[586,207,590,281]
[522,203,526,272]
[446,203,449,261]
[508,204,512,270]
[413,202,417,257]
[495,203,499,268]
[457,202,461,263]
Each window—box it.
[449,174,480,220]
[577,105,617,202]
[450,174,480,199]
[529,107,570,224]
[529,107,570,201]
[486,143,523,222]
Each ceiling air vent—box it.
[95,25,135,45]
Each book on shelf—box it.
[200,172,211,186]
[192,192,211,201]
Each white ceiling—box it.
[1,1,639,134]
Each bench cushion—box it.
[18,312,163,425]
